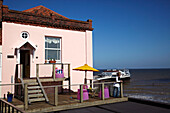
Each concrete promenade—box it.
[56,101,170,113]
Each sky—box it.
[3,0,170,69]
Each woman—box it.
[113,71,121,97]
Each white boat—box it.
[94,69,131,81]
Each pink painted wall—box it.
[1,22,93,96]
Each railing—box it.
[36,63,70,80]
[36,63,71,93]
[0,81,124,111]
[0,98,26,113]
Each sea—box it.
[94,69,170,104]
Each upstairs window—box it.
[45,37,61,62]
[21,31,29,39]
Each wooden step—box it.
[28,82,39,85]
[28,94,44,98]
[28,86,40,89]
[29,98,45,103]
[28,90,42,94]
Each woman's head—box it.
[117,71,121,77]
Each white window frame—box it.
[45,37,61,63]
[20,31,29,40]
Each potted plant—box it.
[49,59,56,63]
[49,59,53,63]
[45,59,47,63]
[7,92,13,102]
[53,59,56,63]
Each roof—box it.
[2,5,93,31]
[23,5,68,19]
[1,4,93,45]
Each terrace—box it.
[0,82,128,113]
[0,63,128,113]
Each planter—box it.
[7,94,13,102]
[45,60,47,63]
[49,61,56,63]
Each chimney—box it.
[87,19,92,30]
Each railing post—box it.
[20,64,23,79]
[2,101,3,113]
[80,85,83,103]
[36,64,39,78]
[120,82,123,98]
[5,103,7,113]
[53,64,56,81]
[24,84,28,110]
[68,64,71,94]
[101,83,105,100]
[54,86,58,106]
[61,63,63,70]
[8,104,10,113]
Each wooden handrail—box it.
[37,77,49,102]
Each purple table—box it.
[98,87,110,98]
[77,89,89,100]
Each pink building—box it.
[0,0,93,99]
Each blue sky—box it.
[4,0,170,69]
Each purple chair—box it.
[98,87,110,98]
[77,89,89,100]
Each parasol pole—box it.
[85,31,87,64]
[85,70,87,84]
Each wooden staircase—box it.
[27,78,49,104]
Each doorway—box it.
[20,50,30,78]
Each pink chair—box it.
[77,89,89,100]
[98,87,110,98]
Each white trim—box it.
[16,41,36,49]
[32,50,35,63]
[45,37,61,62]
[0,53,2,81]
[20,31,29,40]
[16,49,20,64]
[45,34,63,38]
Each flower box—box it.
[49,61,56,63]
[55,69,64,78]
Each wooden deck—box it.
[6,93,128,113]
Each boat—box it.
[94,69,131,81]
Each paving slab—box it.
[56,101,170,113]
